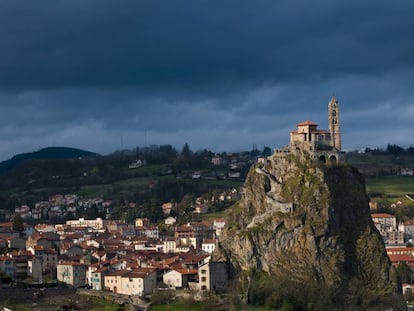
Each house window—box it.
[201,270,206,274]
[201,277,206,282]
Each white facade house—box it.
[202,239,217,254]
[163,268,198,289]
[104,268,157,296]
[163,238,176,253]
[371,213,397,229]
[66,217,107,230]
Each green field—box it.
[366,176,414,198]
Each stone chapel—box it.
[275,96,345,163]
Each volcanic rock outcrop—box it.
[217,149,403,309]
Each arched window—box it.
[319,155,326,163]
[330,155,337,163]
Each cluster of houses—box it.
[0,217,228,297]
[371,211,414,296]
[162,189,242,217]
[1,194,112,222]
[371,210,414,248]
[1,186,242,224]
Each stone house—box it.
[57,262,87,287]
[104,270,124,293]
[104,268,157,295]
[163,268,198,289]
[120,268,157,296]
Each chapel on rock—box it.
[275,96,345,163]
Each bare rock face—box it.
[217,150,403,309]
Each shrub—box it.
[150,289,175,305]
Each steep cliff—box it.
[217,149,403,309]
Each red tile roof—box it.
[296,120,318,126]
[203,239,217,244]
[386,247,414,253]
[371,213,395,218]
[173,268,198,275]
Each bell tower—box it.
[328,95,341,150]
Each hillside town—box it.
[0,213,228,297]
[0,152,248,303]
[370,201,414,296]
[2,180,414,302]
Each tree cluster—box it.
[365,144,414,156]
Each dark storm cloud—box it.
[1,0,414,91]
[0,0,413,160]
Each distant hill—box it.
[0,147,98,173]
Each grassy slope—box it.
[366,176,414,198]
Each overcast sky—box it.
[1,0,413,161]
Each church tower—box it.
[328,96,341,150]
